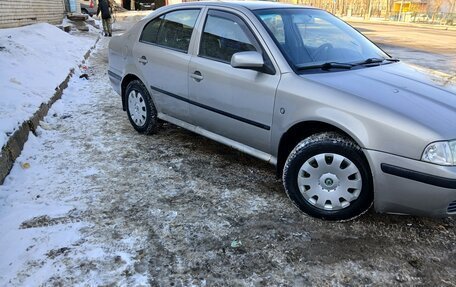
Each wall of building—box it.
[0,0,66,29]
[168,0,183,5]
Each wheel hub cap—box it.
[297,153,362,211]
[128,90,147,127]
[319,173,339,191]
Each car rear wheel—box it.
[125,80,158,135]
[283,132,373,221]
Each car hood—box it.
[302,62,456,140]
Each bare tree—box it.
[430,0,444,22]
[449,0,456,13]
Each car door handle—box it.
[138,56,148,65]
[190,71,203,82]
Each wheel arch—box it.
[121,74,141,111]
[276,121,368,177]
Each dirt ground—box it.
[1,18,455,286]
[350,22,456,76]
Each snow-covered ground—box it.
[0,22,455,285]
[0,13,455,285]
[0,23,96,149]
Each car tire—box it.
[283,132,373,221]
[125,80,158,135]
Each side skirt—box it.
[158,113,277,166]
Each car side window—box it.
[140,15,164,44]
[140,9,200,52]
[199,10,261,63]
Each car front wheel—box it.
[125,80,158,135]
[283,132,373,221]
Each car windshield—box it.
[254,8,392,71]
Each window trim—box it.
[198,9,262,64]
[197,8,276,75]
[138,8,202,54]
[139,15,164,45]
[254,9,303,74]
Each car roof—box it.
[174,1,311,11]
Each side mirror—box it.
[230,51,264,70]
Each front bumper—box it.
[365,149,456,217]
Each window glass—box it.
[294,16,357,52]
[255,9,389,69]
[140,9,200,52]
[140,15,163,43]
[199,11,260,63]
[259,14,285,44]
[156,9,200,52]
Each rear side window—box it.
[140,16,163,43]
[199,10,261,63]
[140,9,200,52]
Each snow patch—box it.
[0,23,95,148]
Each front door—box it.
[188,9,280,153]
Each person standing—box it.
[97,0,112,37]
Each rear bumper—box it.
[365,149,456,217]
[108,70,122,96]
[137,3,155,10]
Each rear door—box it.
[133,9,201,122]
[188,9,280,153]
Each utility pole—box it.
[365,0,373,20]
[398,0,404,21]
[385,0,391,20]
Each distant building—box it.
[115,0,183,10]
[0,0,66,28]
[392,0,428,14]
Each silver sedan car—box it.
[108,1,456,220]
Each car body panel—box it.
[135,0,156,11]
[302,63,456,157]
[187,7,281,152]
[271,63,456,160]
[365,149,456,216]
[159,112,277,164]
[133,42,192,120]
[108,21,145,96]
[188,55,279,152]
[81,1,97,16]
[108,1,456,217]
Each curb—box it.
[344,18,456,31]
[0,36,100,185]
